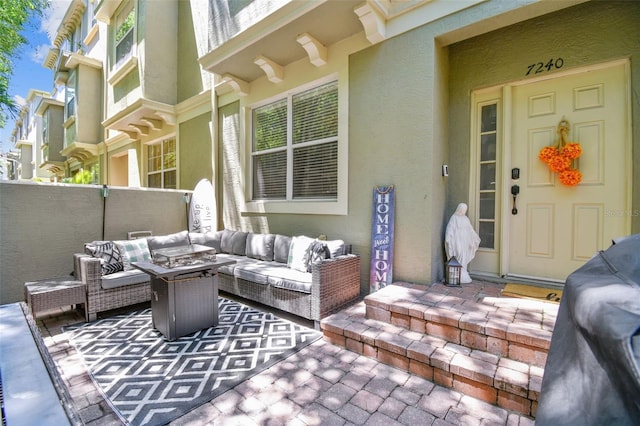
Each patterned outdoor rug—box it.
[65,298,321,426]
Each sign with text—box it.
[369,185,395,293]
[189,179,216,233]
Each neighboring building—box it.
[34,88,66,181]
[43,0,103,183]
[8,89,55,181]
[31,0,638,293]
[0,151,21,180]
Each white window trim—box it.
[111,0,136,74]
[244,75,348,215]
[65,71,76,121]
[145,135,178,189]
[108,55,138,86]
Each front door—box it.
[507,61,630,281]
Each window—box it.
[65,72,76,119]
[477,103,497,249]
[252,81,338,201]
[83,0,96,37]
[147,138,176,189]
[69,30,76,52]
[42,112,48,145]
[114,2,135,67]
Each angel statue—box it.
[445,203,481,284]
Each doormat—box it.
[65,298,321,426]
[502,283,563,303]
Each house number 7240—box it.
[526,58,564,76]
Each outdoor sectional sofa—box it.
[75,230,361,326]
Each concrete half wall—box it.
[0,182,188,304]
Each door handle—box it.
[511,185,520,215]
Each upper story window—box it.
[251,81,338,201]
[114,1,135,67]
[147,138,176,189]
[82,0,96,37]
[65,72,76,120]
[42,112,48,144]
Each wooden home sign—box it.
[369,185,395,293]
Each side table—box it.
[24,277,86,320]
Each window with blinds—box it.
[252,81,338,201]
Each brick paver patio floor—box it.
[38,288,537,425]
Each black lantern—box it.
[445,256,462,287]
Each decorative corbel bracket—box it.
[254,55,284,83]
[129,123,150,136]
[154,111,176,126]
[354,2,386,44]
[122,130,138,140]
[141,117,163,130]
[296,33,327,67]
[217,73,250,96]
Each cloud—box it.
[40,0,73,42]
[30,43,50,63]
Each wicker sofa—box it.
[75,230,361,325]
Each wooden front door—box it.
[507,60,631,281]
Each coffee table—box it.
[133,254,234,341]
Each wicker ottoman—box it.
[24,277,86,319]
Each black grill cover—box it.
[537,233,640,425]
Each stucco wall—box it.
[77,64,102,143]
[179,112,214,190]
[0,182,188,304]
[47,105,65,163]
[139,0,178,104]
[177,0,207,103]
[348,35,444,288]
[447,0,640,232]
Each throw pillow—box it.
[114,239,152,271]
[306,240,330,272]
[84,241,124,275]
[287,236,314,272]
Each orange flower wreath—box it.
[558,169,582,187]
[538,119,582,186]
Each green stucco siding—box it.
[448,0,640,233]
[177,0,204,102]
[179,112,213,190]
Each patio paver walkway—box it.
[37,284,538,425]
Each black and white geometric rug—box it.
[66,298,321,426]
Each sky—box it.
[0,0,71,153]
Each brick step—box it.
[320,282,559,417]
[364,282,557,368]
